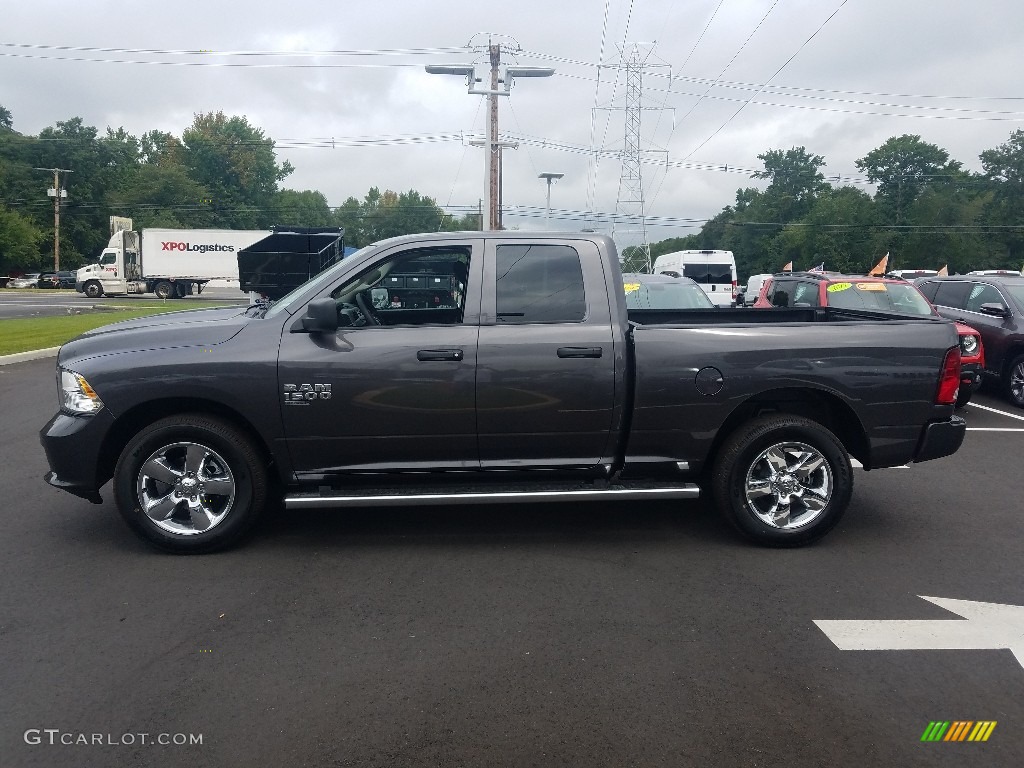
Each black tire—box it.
[1005,354,1024,409]
[113,414,268,553]
[83,281,103,299]
[711,414,853,547]
[154,281,174,299]
[174,282,191,298]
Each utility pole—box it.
[35,167,72,270]
[426,37,553,231]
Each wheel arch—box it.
[98,397,278,487]
[704,387,869,475]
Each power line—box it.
[681,0,852,160]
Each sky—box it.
[4,0,1024,249]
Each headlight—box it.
[59,369,104,414]
[959,334,980,356]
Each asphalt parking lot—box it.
[1,356,1021,768]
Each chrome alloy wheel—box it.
[135,442,236,535]
[743,441,832,529]
[1011,360,1024,405]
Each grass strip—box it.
[0,308,200,355]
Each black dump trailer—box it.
[238,226,344,300]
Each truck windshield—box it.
[826,282,935,316]
[263,245,375,318]
[624,281,714,309]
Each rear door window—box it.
[932,282,972,310]
[682,262,732,284]
[495,244,586,323]
[792,282,820,307]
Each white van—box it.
[652,250,738,307]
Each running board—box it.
[284,484,700,510]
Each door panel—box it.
[278,239,483,475]
[475,240,616,469]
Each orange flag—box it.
[937,264,948,276]
[869,252,889,276]
[782,261,793,272]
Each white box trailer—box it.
[76,228,270,299]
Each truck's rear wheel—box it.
[711,414,853,547]
[175,282,191,298]
[154,281,174,299]
[83,281,103,299]
[113,415,268,553]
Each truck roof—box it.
[367,230,617,250]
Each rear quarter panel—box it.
[626,319,958,470]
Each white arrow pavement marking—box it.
[814,596,1024,669]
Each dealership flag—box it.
[938,264,949,276]
[808,262,825,273]
[782,261,793,271]
[869,252,889,276]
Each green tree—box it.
[181,112,294,228]
[0,204,44,272]
[0,105,12,131]
[980,129,1024,263]
[856,135,960,224]
[273,189,334,227]
[751,146,827,221]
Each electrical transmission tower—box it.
[603,43,669,272]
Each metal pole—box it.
[488,44,501,230]
[546,178,552,226]
[53,169,60,271]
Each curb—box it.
[0,347,60,366]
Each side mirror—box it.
[300,297,339,333]
[979,302,1010,318]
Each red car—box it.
[754,272,984,407]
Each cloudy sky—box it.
[4,0,1023,247]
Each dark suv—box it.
[915,275,1024,408]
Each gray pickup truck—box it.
[41,232,966,553]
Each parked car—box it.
[37,271,77,289]
[754,272,985,407]
[742,274,772,307]
[8,272,42,288]
[622,272,715,310]
[915,274,1024,408]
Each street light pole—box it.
[427,46,554,231]
[538,172,564,227]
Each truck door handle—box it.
[557,346,603,359]
[417,349,463,362]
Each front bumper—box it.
[961,361,983,391]
[39,409,117,505]
[913,416,967,463]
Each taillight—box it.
[935,346,961,405]
[732,280,738,299]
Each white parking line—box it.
[968,403,1024,422]
[966,427,1024,432]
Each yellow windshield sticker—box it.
[624,282,641,294]
[826,282,852,293]
[856,282,887,291]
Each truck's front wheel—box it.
[83,281,103,299]
[113,415,268,553]
[154,281,174,299]
[711,414,853,547]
